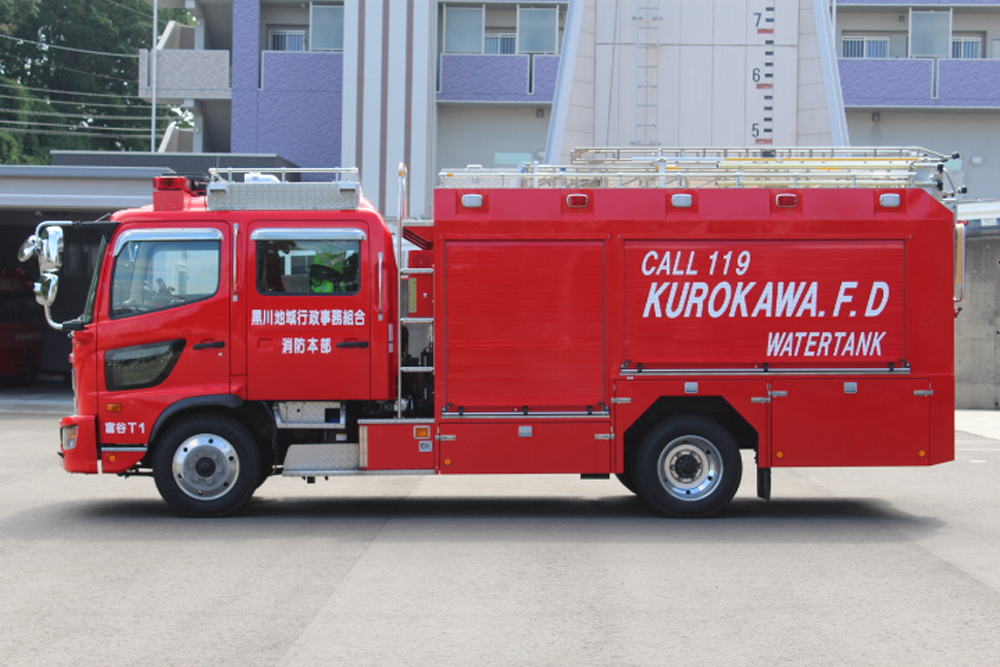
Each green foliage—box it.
[0,0,190,163]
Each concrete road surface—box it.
[1,405,998,666]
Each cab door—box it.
[245,224,371,401]
[98,225,231,443]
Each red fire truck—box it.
[19,147,964,517]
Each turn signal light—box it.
[106,403,122,413]
[414,425,431,439]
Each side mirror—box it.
[18,235,39,263]
[38,225,64,272]
[34,271,59,308]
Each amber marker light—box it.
[414,425,431,439]
[444,458,453,467]
[108,454,117,463]
[918,449,928,458]
[775,451,785,460]
[106,403,122,413]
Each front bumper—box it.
[59,415,98,474]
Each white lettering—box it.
[866,282,890,317]
[684,282,709,317]
[833,282,858,317]
[729,282,756,317]
[751,283,774,318]
[642,251,659,276]
[665,283,689,318]
[643,282,669,317]
[708,282,732,318]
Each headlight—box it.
[61,425,79,451]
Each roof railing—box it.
[438,147,964,198]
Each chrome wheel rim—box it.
[657,435,723,501]
[171,433,240,500]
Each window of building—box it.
[910,10,952,58]
[311,4,344,51]
[842,35,890,59]
[443,4,563,55]
[517,7,558,54]
[485,33,516,55]
[444,6,484,54]
[952,34,983,59]
[269,29,306,52]
[265,3,343,52]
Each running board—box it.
[281,443,435,476]
[283,443,358,474]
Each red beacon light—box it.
[154,176,190,191]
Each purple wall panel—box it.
[256,91,342,170]
[261,52,342,92]
[232,0,259,91]
[231,89,259,155]
[938,59,1000,106]
[840,58,1000,108]
[838,0,1000,5]
[839,59,933,106]
[533,55,560,100]
[230,0,343,168]
[438,54,558,102]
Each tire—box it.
[633,416,742,518]
[153,415,261,517]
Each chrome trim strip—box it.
[280,469,434,477]
[358,419,435,425]
[114,228,223,256]
[440,411,611,419]
[250,228,367,241]
[100,446,148,452]
[621,367,910,377]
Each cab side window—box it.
[256,240,361,295]
[111,240,220,318]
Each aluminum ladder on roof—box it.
[396,164,434,418]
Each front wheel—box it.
[153,415,261,517]
[633,416,742,518]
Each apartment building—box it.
[141,0,568,217]
[835,0,1000,199]
[140,0,851,216]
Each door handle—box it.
[337,341,369,349]
[193,341,226,350]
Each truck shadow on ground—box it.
[50,492,944,541]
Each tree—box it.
[0,0,190,163]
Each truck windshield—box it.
[80,234,107,325]
[111,240,220,318]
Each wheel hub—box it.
[657,435,723,501]
[171,434,240,500]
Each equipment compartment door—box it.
[769,378,932,466]
[246,224,371,400]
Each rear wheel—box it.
[153,415,261,517]
[633,416,742,518]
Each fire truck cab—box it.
[20,148,963,518]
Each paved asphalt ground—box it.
[1,383,998,667]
